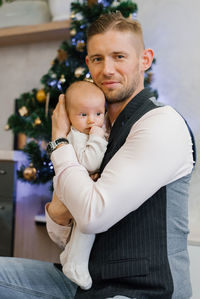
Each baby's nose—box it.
[88,116,95,124]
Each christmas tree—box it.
[6,0,157,185]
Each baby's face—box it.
[67,88,105,135]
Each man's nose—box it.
[102,58,115,76]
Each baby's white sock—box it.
[60,222,95,290]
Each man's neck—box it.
[107,102,125,125]
[107,88,143,125]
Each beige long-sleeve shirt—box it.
[46,106,193,247]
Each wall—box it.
[134,0,200,236]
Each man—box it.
[47,12,194,298]
[0,12,194,299]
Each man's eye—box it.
[92,57,102,63]
[116,55,124,59]
[81,113,87,117]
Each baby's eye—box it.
[96,112,101,116]
[81,113,87,117]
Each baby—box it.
[59,80,108,290]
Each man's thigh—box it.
[0,257,77,299]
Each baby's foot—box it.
[62,262,92,290]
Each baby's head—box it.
[65,81,105,134]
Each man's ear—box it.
[85,55,89,66]
[141,48,154,71]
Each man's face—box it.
[86,30,145,104]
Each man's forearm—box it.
[47,192,72,226]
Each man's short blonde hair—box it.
[87,11,145,52]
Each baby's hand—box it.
[89,126,105,138]
[90,172,100,181]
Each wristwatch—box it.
[47,138,69,155]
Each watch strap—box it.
[54,138,69,146]
[47,137,69,155]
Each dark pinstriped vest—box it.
[75,89,173,299]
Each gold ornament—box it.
[70,28,76,36]
[88,0,97,7]
[34,117,42,126]
[4,124,10,131]
[18,106,28,117]
[76,40,85,52]
[70,12,76,20]
[45,92,50,117]
[36,89,46,103]
[23,164,37,181]
[74,67,85,78]
[59,74,66,83]
[129,13,134,19]
[57,49,68,63]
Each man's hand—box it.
[89,126,105,138]
[47,192,72,226]
[51,94,70,140]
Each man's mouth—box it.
[102,81,120,89]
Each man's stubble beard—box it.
[105,85,136,104]
[105,71,141,105]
